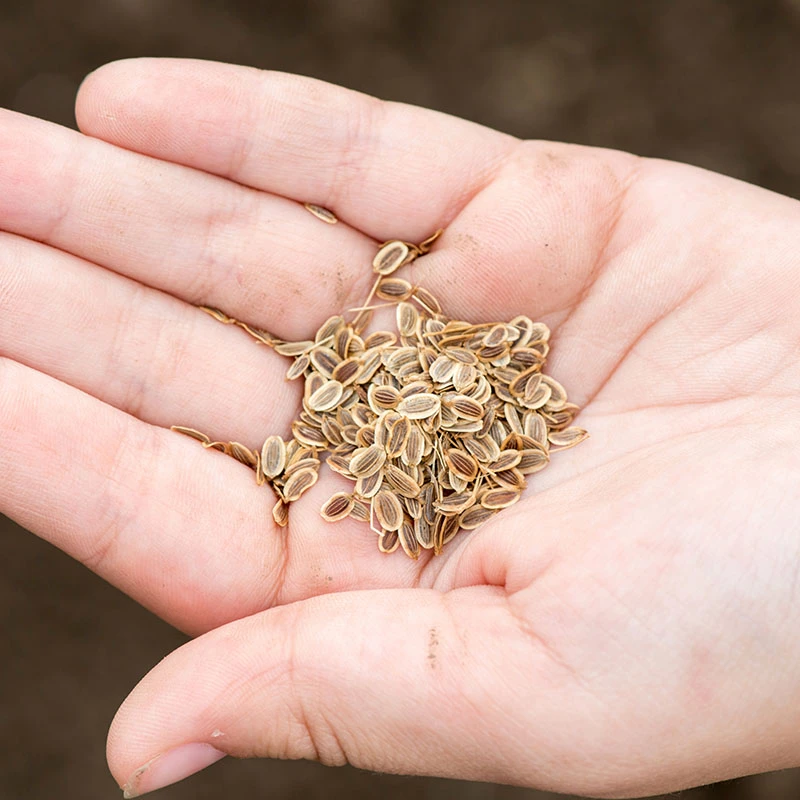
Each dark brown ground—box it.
[1,1,799,798]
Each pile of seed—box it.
[174,221,587,559]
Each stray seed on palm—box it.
[548,427,590,449]
[303,202,338,224]
[321,493,355,522]
[170,426,211,445]
[373,241,411,275]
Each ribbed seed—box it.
[373,490,404,531]
[320,493,355,522]
[349,445,386,478]
[261,435,287,479]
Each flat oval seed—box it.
[274,339,316,357]
[308,380,344,412]
[398,518,421,559]
[483,324,508,347]
[445,449,479,481]
[450,395,483,421]
[412,286,442,314]
[349,444,387,478]
[171,426,211,445]
[261,435,287,479]
[402,425,425,466]
[385,417,411,459]
[373,240,410,275]
[283,467,319,502]
[459,504,496,530]
[373,490,404,531]
[429,355,457,383]
[488,450,521,472]
[272,498,289,527]
[320,492,354,522]
[383,463,421,498]
[481,488,521,510]
[286,353,310,380]
[397,302,419,337]
[363,330,397,349]
[518,449,550,474]
[548,427,589,449]
[396,393,441,419]
[377,277,413,300]
[303,203,338,224]
[414,515,435,549]
[378,529,400,553]
[331,357,363,385]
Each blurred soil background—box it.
[1,1,800,798]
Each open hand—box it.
[1,58,799,798]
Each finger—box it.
[0,108,376,339]
[0,233,298,443]
[0,357,283,633]
[76,58,516,241]
[107,587,561,798]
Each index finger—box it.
[75,58,516,241]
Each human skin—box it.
[0,57,799,798]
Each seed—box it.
[386,416,411,459]
[283,467,319,502]
[445,449,479,481]
[308,380,345,412]
[518,449,549,474]
[488,450,521,472]
[435,492,475,514]
[349,444,387,478]
[356,470,383,498]
[373,490,404,531]
[350,498,371,522]
[377,277,413,300]
[261,435,287,479]
[548,427,589,449]
[368,383,401,412]
[429,355,457,383]
[481,488,521,509]
[292,421,327,448]
[449,394,483,421]
[412,285,442,314]
[332,357,363,385]
[383,463,421,498]
[483,324,508,347]
[274,340,316,357]
[272,498,289,527]
[378,529,400,553]
[414,515,435,549]
[320,492,354,522]
[459,504,496,530]
[373,240,411,275]
[284,457,322,477]
[171,426,211,445]
[286,354,310,380]
[303,203,338,223]
[310,347,341,378]
[397,517,420,559]
[493,468,526,491]
[364,330,397,349]
[229,442,258,468]
[397,393,441,419]
[397,302,420,337]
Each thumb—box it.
[108,586,551,797]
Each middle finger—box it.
[0,109,377,340]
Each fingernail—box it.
[122,743,226,798]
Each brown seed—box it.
[303,203,338,224]
[435,492,475,514]
[356,470,383,498]
[378,529,400,553]
[385,417,411,459]
[414,515,435,549]
[272,498,289,527]
[508,366,539,397]
[373,240,411,275]
[284,457,322,478]
[518,449,549,474]
[308,380,345,412]
[453,363,477,392]
[429,355,457,383]
[283,467,319,502]
[286,353,310,380]
[449,394,483,421]
[350,498,371,522]
[488,450,521,472]
[397,517,420,559]
[402,425,425,466]
[373,490,404,531]
[397,302,420,337]
[445,448,479,481]
[320,492,354,522]
[483,324,508,347]
[481,488,521,510]
[524,411,548,447]
[548,427,589,449]
[397,393,441,419]
[349,444,387,478]
[368,383,401,412]
[412,285,442,314]
[229,442,258,468]
[377,277,413,300]
[383,463,421,498]
[522,380,551,410]
[292,422,328,448]
[274,339,316,357]
[363,330,397,349]
[261,435,287,479]
[332,357,363,385]
[170,426,211,445]
[493,467,526,491]
[310,347,341,378]
[459,504,496,530]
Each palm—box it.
[3,59,799,797]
